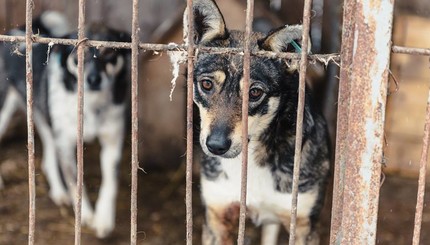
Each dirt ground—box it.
[0,128,429,245]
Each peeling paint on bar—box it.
[130,0,140,244]
[25,0,36,244]
[412,80,430,244]
[288,0,313,244]
[185,0,195,244]
[74,0,86,244]
[329,1,356,242]
[339,0,394,244]
[237,0,254,244]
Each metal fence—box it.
[0,0,429,244]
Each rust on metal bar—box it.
[25,0,36,244]
[329,0,356,243]
[412,76,430,245]
[74,0,86,244]
[339,0,394,244]
[185,0,195,244]
[130,0,140,244]
[288,0,312,244]
[237,0,254,244]
[392,45,430,56]
[0,35,339,62]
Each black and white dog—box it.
[186,0,330,244]
[0,12,130,238]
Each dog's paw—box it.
[91,213,115,239]
[49,188,71,206]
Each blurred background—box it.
[0,0,429,244]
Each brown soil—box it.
[0,133,429,245]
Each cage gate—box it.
[0,0,429,244]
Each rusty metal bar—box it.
[392,45,430,56]
[74,0,86,244]
[185,0,195,244]
[288,0,312,244]
[0,35,340,61]
[412,80,430,244]
[339,0,394,244]
[130,0,140,244]
[237,0,254,244]
[25,0,36,244]
[329,0,356,243]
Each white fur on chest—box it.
[200,147,318,225]
[47,57,124,142]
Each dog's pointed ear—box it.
[258,25,310,53]
[183,0,228,45]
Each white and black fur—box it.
[0,13,131,238]
[186,1,330,244]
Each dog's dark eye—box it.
[200,80,213,92]
[249,88,264,101]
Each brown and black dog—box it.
[186,0,330,244]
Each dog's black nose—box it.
[206,134,231,155]
[87,73,101,88]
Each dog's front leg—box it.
[55,136,94,226]
[284,217,319,245]
[34,114,70,206]
[92,117,124,238]
[203,205,239,245]
[261,223,281,245]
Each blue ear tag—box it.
[290,40,302,53]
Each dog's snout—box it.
[206,133,232,156]
[87,73,101,89]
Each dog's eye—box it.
[249,88,264,101]
[200,80,213,92]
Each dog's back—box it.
[0,11,70,120]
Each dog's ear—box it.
[183,0,228,45]
[114,30,131,43]
[113,30,131,55]
[258,25,310,53]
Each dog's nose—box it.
[206,134,231,155]
[87,73,101,88]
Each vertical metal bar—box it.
[288,0,312,244]
[185,0,195,244]
[339,0,394,244]
[130,0,140,244]
[74,0,86,244]
[25,1,36,244]
[237,0,254,244]
[412,82,430,245]
[329,0,356,243]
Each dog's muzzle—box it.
[206,133,232,156]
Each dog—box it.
[0,12,131,238]
[185,0,330,244]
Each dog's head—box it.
[55,24,131,102]
[186,0,305,158]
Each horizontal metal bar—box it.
[0,34,339,61]
[392,45,430,56]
